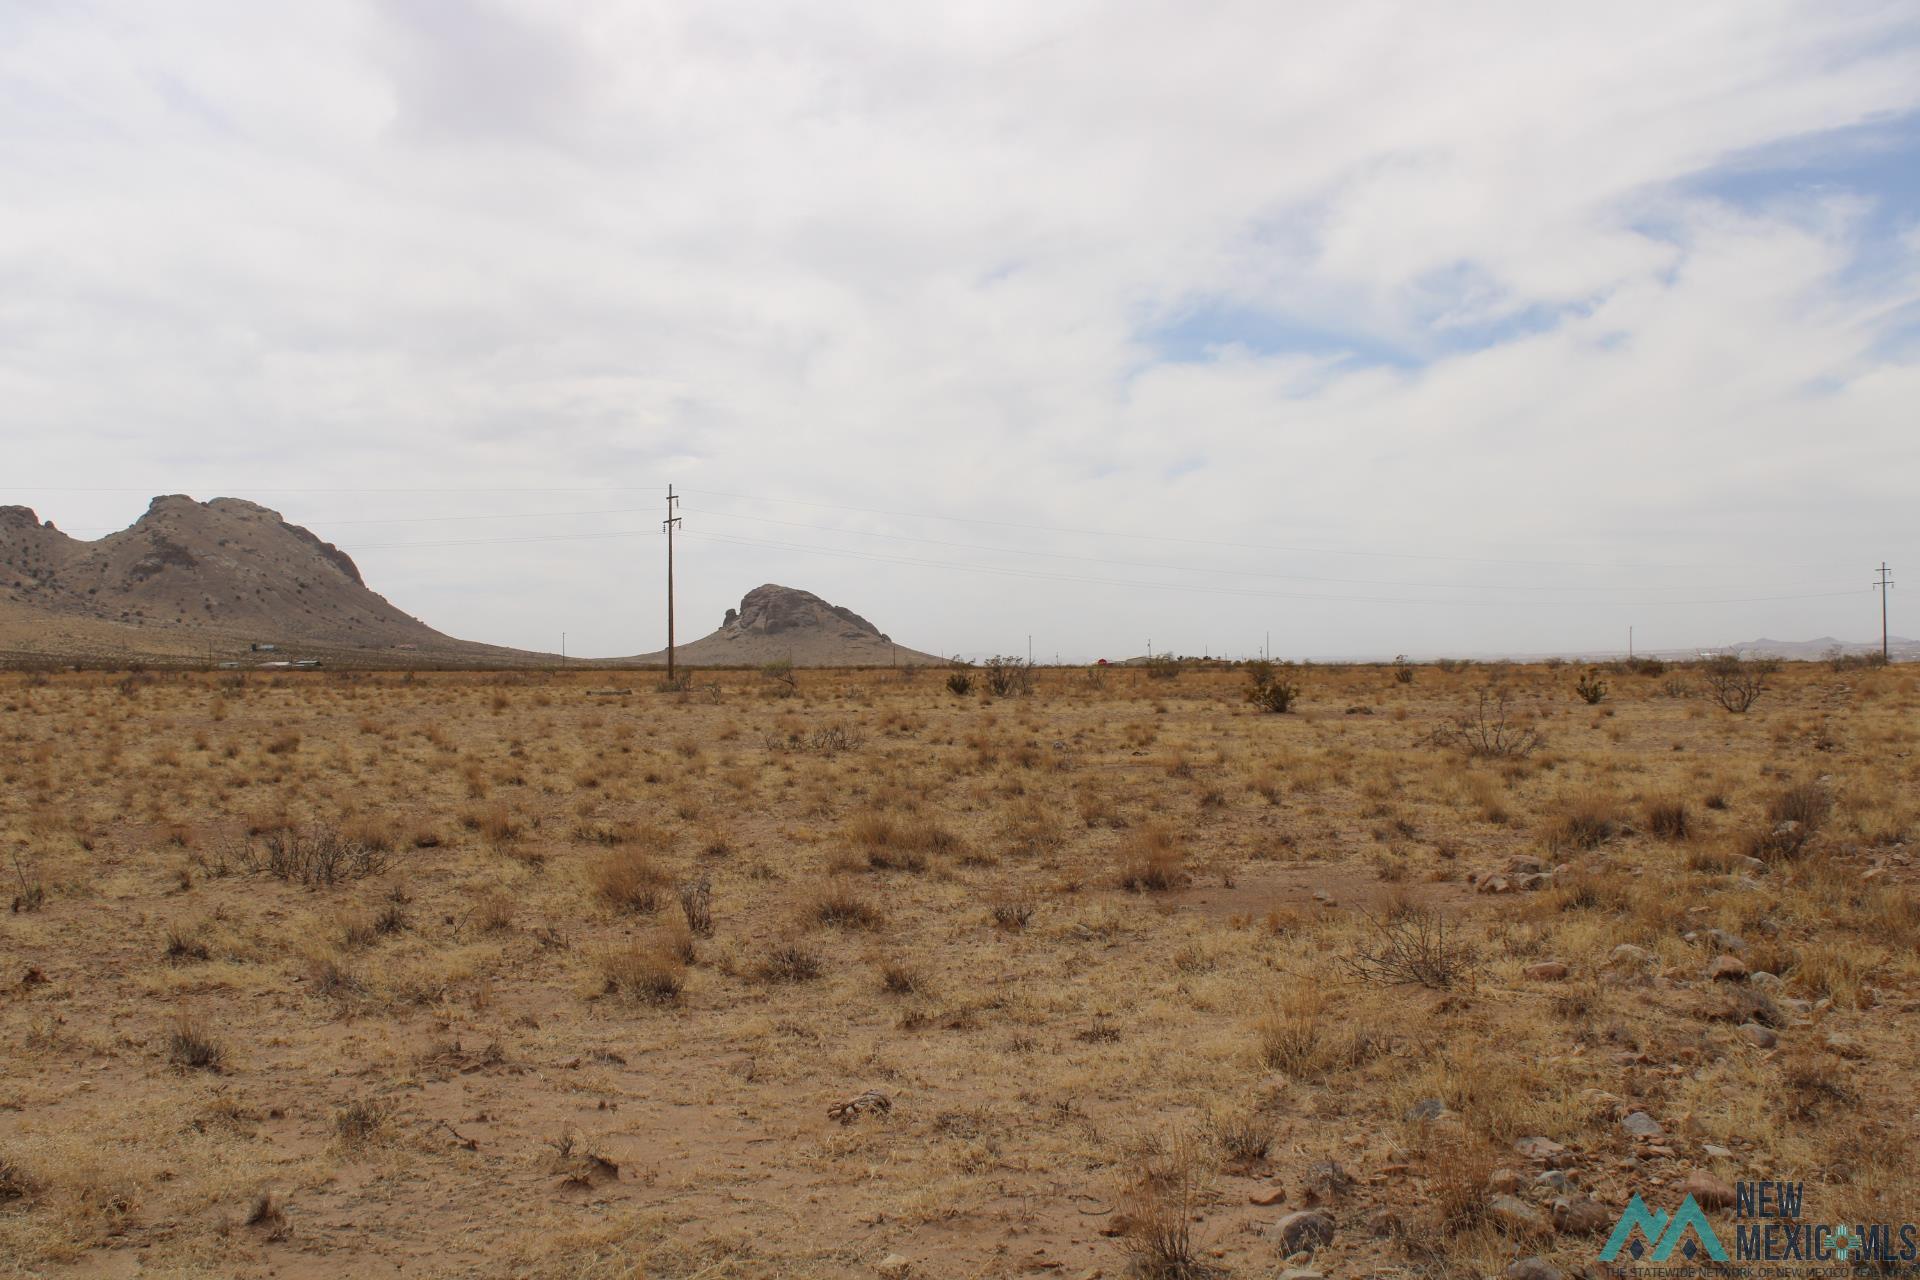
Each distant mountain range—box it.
[0,497,942,667]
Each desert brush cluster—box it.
[1,658,1916,1278]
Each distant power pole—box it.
[663,485,682,680]
[561,632,566,665]
[1875,562,1895,662]
[1628,626,1633,660]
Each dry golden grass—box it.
[0,660,1915,1277]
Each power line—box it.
[678,528,1869,610]
[677,505,1839,595]
[685,486,1853,573]
[1874,562,1895,662]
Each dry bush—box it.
[1645,796,1692,841]
[1743,780,1831,862]
[1573,669,1608,704]
[167,1017,225,1072]
[1425,1134,1499,1236]
[1254,985,1328,1077]
[599,942,687,1005]
[590,849,668,914]
[845,812,961,868]
[1430,689,1544,759]
[1700,655,1770,712]
[807,880,882,930]
[1541,793,1623,854]
[1342,906,1477,989]
[676,877,714,936]
[1116,1131,1217,1280]
[990,894,1036,931]
[1117,826,1184,892]
[879,961,927,996]
[252,824,388,886]
[333,1098,393,1149]
[1208,1108,1275,1168]
[756,940,824,983]
[163,920,211,965]
[981,655,1036,697]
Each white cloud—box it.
[3,0,1917,657]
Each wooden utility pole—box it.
[664,485,682,680]
[1875,562,1894,663]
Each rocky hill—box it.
[0,496,528,663]
[616,583,945,667]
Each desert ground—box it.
[1,659,1915,1279]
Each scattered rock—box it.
[1737,1022,1778,1049]
[1301,1159,1354,1204]
[1249,1186,1287,1206]
[1274,1210,1335,1252]
[1488,1194,1549,1236]
[1825,1033,1868,1059]
[1706,955,1749,982]
[1279,1270,1324,1280]
[1487,1167,1524,1194]
[1404,1098,1447,1122]
[1681,1169,1736,1210]
[1507,856,1544,874]
[876,1255,912,1279]
[1607,944,1656,972]
[1748,971,1783,991]
[1621,1112,1664,1139]
[1524,961,1570,981]
[1514,1136,1568,1161]
[1533,1169,1573,1193]
[1477,874,1514,895]
[1703,1144,1734,1160]
[1553,1196,1614,1235]
[1362,1207,1402,1238]
[1706,929,1748,953]
[1506,1258,1565,1280]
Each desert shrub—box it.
[766,724,863,755]
[168,1017,226,1072]
[1744,781,1831,862]
[1393,654,1415,684]
[982,655,1035,697]
[1429,689,1544,759]
[1342,906,1477,989]
[1254,986,1326,1077]
[676,877,714,936]
[590,849,668,913]
[1826,646,1888,672]
[1701,655,1771,713]
[1117,826,1184,892]
[1573,669,1608,705]
[808,881,882,930]
[1645,797,1692,841]
[1542,793,1623,853]
[946,668,973,696]
[756,941,823,983]
[1627,656,1667,676]
[250,824,388,886]
[333,1098,394,1149]
[1145,653,1180,680]
[989,894,1035,931]
[599,943,686,1005]
[1116,1132,1215,1280]
[164,921,212,964]
[1427,1135,1499,1236]
[759,659,797,696]
[1208,1109,1275,1167]
[879,961,927,996]
[1245,661,1301,713]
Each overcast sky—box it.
[5,1,1918,659]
